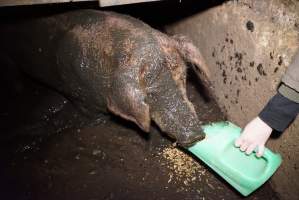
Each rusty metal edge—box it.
[98,0,161,7]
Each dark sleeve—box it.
[259,93,299,132]
[281,50,299,94]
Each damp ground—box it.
[0,67,279,200]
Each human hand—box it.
[235,117,272,157]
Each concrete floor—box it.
[0,68,279,200]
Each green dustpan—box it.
[187,121,282,196]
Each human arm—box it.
[235,50,299,157]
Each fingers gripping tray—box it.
[187,122,282,196]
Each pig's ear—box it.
[106,80,151,132]
[172,35,212,89]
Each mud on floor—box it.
[0,70,279,200]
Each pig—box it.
[0,10,211,146]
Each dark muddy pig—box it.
[0,10,211,146]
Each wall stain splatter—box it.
[270,52,274,60]
[257,63,267,76]
[235,52,243,66]
[221,45,225,52]
[278,56,283,66]
[246,20,254,32]
[212,47,217,58]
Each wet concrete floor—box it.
[0,66,279,200]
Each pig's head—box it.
[105,32,211,146]
[142,34,211,146]
[145,61,206,146]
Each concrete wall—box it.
[165,0,299,199]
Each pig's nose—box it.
[177,130,205,147]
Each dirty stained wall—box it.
[165,0,299,199]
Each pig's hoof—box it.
[177,132,205,147]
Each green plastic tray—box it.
[187,121,282,196]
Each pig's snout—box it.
[149,97,206,146]
[176,129,205,147]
